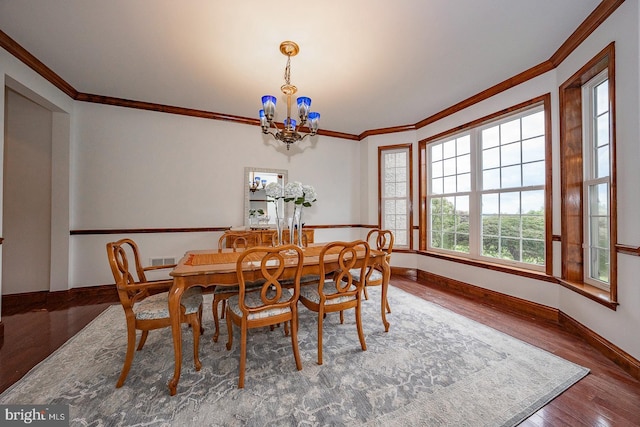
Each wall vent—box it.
[150,257,176,267]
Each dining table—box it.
[167,242,391,395]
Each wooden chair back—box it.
[318,240,371,304]
[218,232,262,251]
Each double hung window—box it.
[423,97,550,272]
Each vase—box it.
[295,208,304,248]
[274,217,284,246]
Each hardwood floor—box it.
[1,275,639,426]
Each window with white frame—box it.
[582,70,611,289]
[380,145,412,248]
[426,103,547,270]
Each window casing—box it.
[559,42,617,308]
[379,144,412,249]
[422,96,551,272]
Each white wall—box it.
[69,102,363,287]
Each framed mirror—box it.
[244,167,287,228]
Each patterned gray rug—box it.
[0,286,588,426]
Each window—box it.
[559,43,617,307]
[421,96,551,272]
[583,70,611,289]
[379,144,412,248]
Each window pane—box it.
[431,144,442,161]
[590,247,609,282]
[443,158,456,176]
[595,80,609,115]
[521,111,544,139]
[457,154,471,174]
[501,142,521,166]
[500,215,521,238]
[482,126,500,148]
[521,190,544,214]
[443,140,456,158]
[458,173,471,192]
[431,160,443,178]
[500,237,521,261]
[523,240,545,265]
[500,192,520,214]
[457,135,471,154]
[501,119,521,144]
[431,177,443,194]
[596,146,609,178]
[482,193,499,215]
[522,215,545,240]
[522,136,545,163]
[522,161,545,186]
[394,152,406,167]
[596,113,609,146]
[385,182,396,197]
[501,165,522,188]
[483,169,500,190]
[443,176,457,193]
[385,153,396,168]
[483,147,500,169]
[590,183,609,216]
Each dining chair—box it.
[298,240,370,365]
[351,229,394,312]
[212,232,263,342]
[225,244,304,388]
[106,238,203,388]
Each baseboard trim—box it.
[399,268,640,382]
[1,285,119,316]
[416,269,560,323]
[559,312,640,380]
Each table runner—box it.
[184,245,344,266]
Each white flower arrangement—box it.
[284,181,317,207]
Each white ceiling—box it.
[0,0,601,136]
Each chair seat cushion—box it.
[299,280,357,305]
[227,289,293,320]
[133,287,203,320]
[349,268,383,283]
[213,280,266,295]
[280,274,321,287]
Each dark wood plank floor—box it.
[1,275,639,426]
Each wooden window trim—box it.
[559,42,617,307]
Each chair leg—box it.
[212,296,221,342]
[290,310,302,371]
[385,297,391,314]
[225,309,233,351]
[363,285,369,300]
[355,303,367,351]
[136,330,149,351]
[190,313,202,371]
[238,326,247,388]
[317,310,324,365]
[117,324,137,388]
[339,310,344,324]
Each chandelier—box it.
[259,41,320,150]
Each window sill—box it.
[557,279,618,311]
[416,250,556,283]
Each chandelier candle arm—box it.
[259,41,321,150]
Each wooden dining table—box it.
[167,242,391,395]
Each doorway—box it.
[2,88,53,295]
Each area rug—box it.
[0,286,588,426]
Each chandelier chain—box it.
[283,55,292,85]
